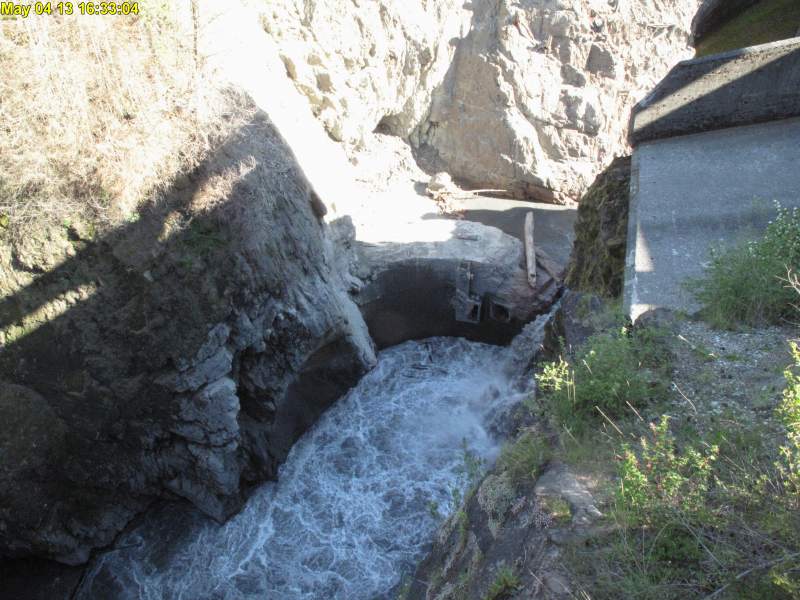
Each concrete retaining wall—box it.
[353,220,561,348]
[624,117,800,321]
[624,37,800,321]
[630,38,800,145]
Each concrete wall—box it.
[624,38,800,321]
[353,220,562,349]
[630,38,800,145]
[624,117,800,321]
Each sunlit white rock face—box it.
[260,0,472,145]
[261,0,702,202]
[77,337,530,600]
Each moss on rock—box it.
[565,156,631,298]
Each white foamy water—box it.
[78,336,533,600]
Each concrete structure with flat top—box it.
[624,38,800,321]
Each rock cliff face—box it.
[266,0,701,202]
[260,0,472,146]
[0,106,375,564]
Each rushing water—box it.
[78,335,538,600]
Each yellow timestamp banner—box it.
[1,1,140,17]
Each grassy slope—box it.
[561,318,800,599]
[0,4,240,240]
[695,0,800,57]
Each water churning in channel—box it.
[78,334,540,599]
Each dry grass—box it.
[0,1,245,238]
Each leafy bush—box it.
[618,416,718,526]
[777,342,800,502]
[692,203,800,328]
[569,344,800,599]
[497,431,550,484]
[536,328,666,433]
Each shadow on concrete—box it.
[631,41,800,144]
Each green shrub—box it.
[566,337,800,598]
[692,203,800,328]
[617,416,718,526]
[484,566,520,600]
[777,342,800,503]
[497,431,550,484]
[536,328,665,433]
[568,420,721,597]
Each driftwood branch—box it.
[525,211,536,288]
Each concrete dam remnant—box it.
[624,38,800,321]
[353,219,563,349]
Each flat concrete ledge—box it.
[624,117,800,321]
[630,37,800,144]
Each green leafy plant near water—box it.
[535,323,669,435]
[534,271,800,596]
[691,203,800,328]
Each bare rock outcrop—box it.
[0,106,376,565]
[260,0,472,145]
[264,0,701,202]
[413,0,701,202]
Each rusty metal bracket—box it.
[454,261,483,323]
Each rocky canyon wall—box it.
[0,0,383,564]
[266,0,701,202]
[0,101,376,564]
[1,0,706,566]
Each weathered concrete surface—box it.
[630,38,800,144]
[624,117,800,321]
[443,199,576,267]
[354,220,561,348]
